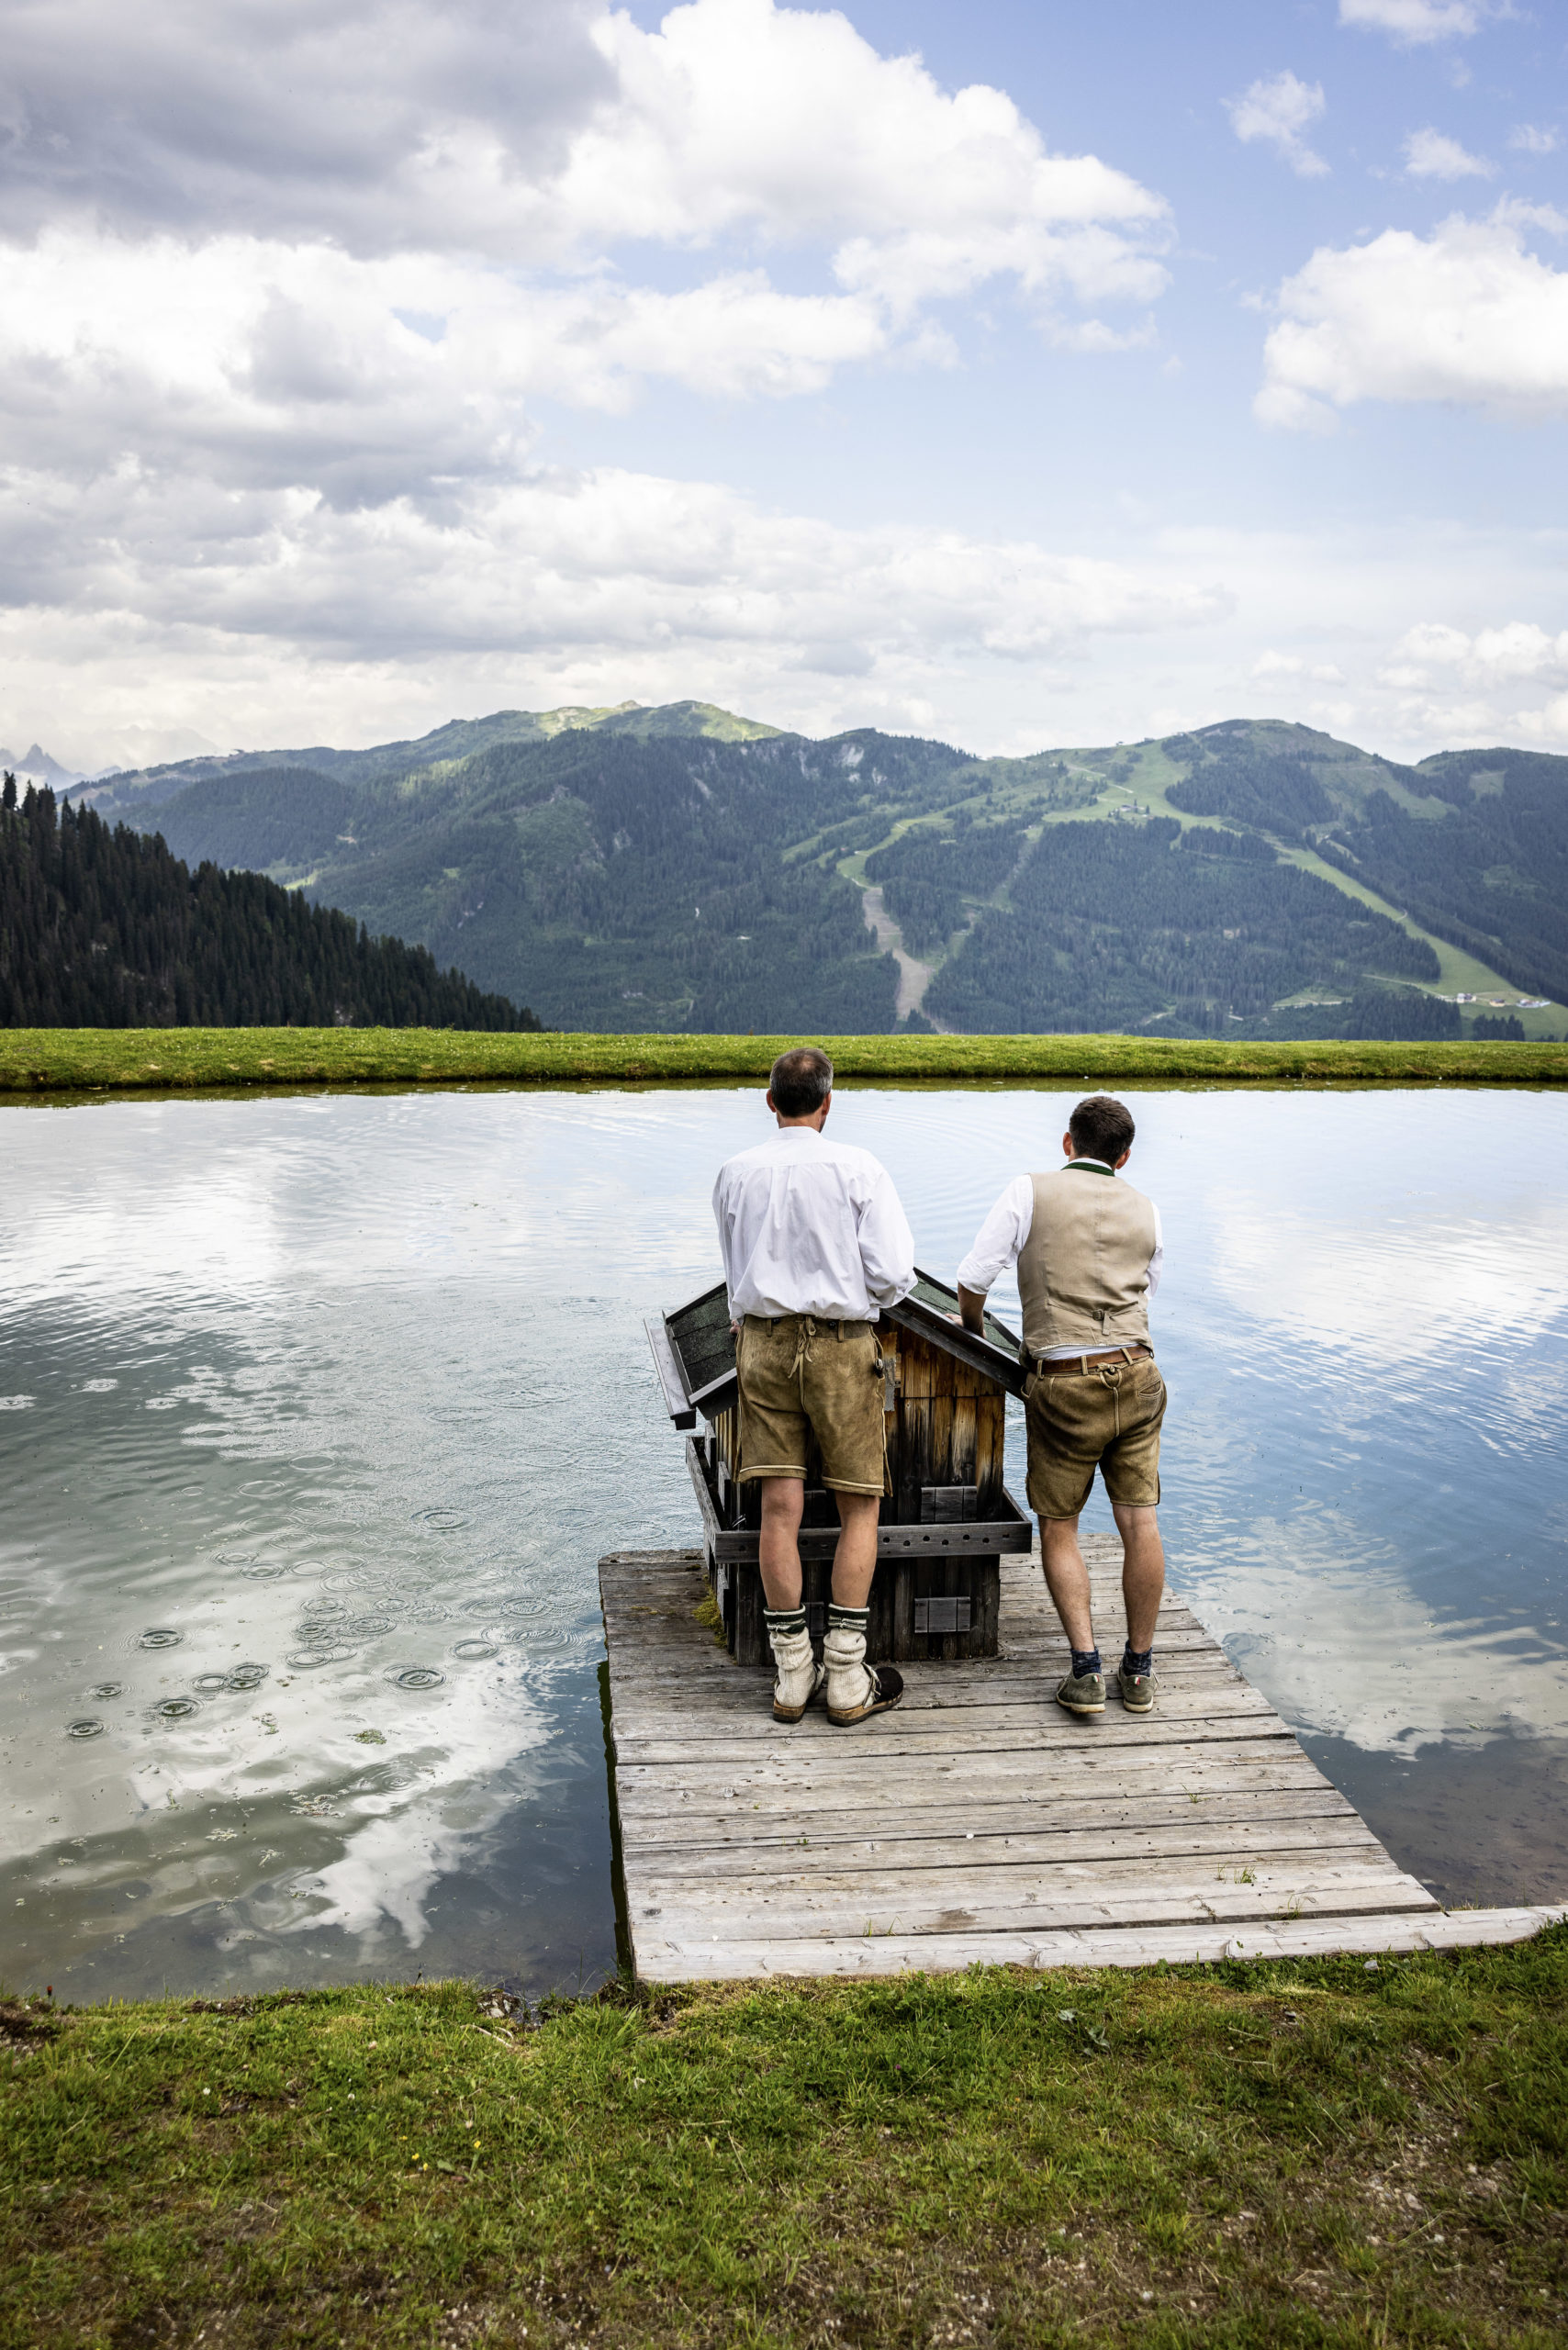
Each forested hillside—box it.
[79,703,1568,1038]
[0,778,534,1030]
[1319,748,1568,1007]
[924,819,1439,1035]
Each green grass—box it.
[4,1935,1564,2347]
[1,1027,1565,1095]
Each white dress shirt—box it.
[712,1125,915,1323]
[956,1161,1164,1360]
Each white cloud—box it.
[0,0,613,252]
[575,1,1172,322]
[1403,126,1495,179]
[0,0,1171,330]
[0,229,902,498]
[1338,0,1483,44]
[1257,205,1568,429]
[1390,618,1568,681]
[1518,695,1568,743]
[0,458,1232,768]
[1226,72,1329,179]
[1510,125,1561,156]
[1372,617,1568,744]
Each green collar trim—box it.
[1062,1158,1114,1177]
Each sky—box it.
[3,0,1567,772]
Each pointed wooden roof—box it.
[645,1268,1025,1431]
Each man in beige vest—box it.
[955,1094,1166,1718]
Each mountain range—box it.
[74,704,1568,1039]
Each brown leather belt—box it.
[1034,1345,1154,1375]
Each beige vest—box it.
[1016,1166,1158,1359]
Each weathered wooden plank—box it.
[639,1873,1439,1946]
[632,1906,1568,1984]
[614,1729,1325,1778]
[610,1712,1294,1768]
[622,1816,1382,1878]
[633,1848,1426,1910]
[614,1793,1342,1849]
[606,1679,1257,1743]
[618,1789,1361,1852]
[606,1682,1250,1739]
[604,1633,1238,1684]
[612,1745,1331,1815]
[603,1639,1230,1691]
[610,1681,1278,1738]
[634,1861,1419,1936]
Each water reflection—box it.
[0,1082,1564,1998]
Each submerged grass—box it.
[3,1932,1565,2348]
[1,1027,1565,1095]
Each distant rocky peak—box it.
[0,743,83,786]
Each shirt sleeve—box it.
[1147,1201,1163,1301]
[711,1165,737,1319]
[856,1169,916,1310]
[956,1175,1033,1295]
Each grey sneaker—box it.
[1117,1664,1156,1713]
[1056,1668,1106,1718]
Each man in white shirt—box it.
[955,1094,1168,1719]
[712,1046,915,1728]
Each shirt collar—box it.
[1063,1157,1114,1176]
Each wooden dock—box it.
[599,1543,1565,1983]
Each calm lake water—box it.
[2,1084,1565,2001]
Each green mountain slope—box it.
[1320,746,1568,1006]
[92,709,1568,1037]
[84,699,781,820]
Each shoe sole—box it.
[1119,1692,1155,1713]
[826,1698,902,1725]
[1056,1693,1106,1716]
[772,1700,812,1722]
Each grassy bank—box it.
[4,1937,1564,2348]
[2,1026,1566,1095]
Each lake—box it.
[2,1082,1564,2001]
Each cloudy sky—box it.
[4,0,1567,770]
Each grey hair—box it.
[769,1045,834,1117]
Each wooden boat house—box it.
[645,1272,1032,1667]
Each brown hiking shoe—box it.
[1055,1668,1106,1718]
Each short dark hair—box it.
[769,1045,834,1118]
[1069,1093,1135,1165]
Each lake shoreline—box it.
[5,1938,1563,2347]
[2,1025,1566,1096]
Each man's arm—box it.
[711,1165,740,1328]
[953,1176,1032,1333]
[857,1170,915,1310]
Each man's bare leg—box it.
[759,1483,880,1609]
[828,1490,880,1608]
[756,1479,821,1721]
[1040,1514,1096,1651]
[1113,1502,1164,1651]
[758,1476,805,1608]
[823,1489,898,1724]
